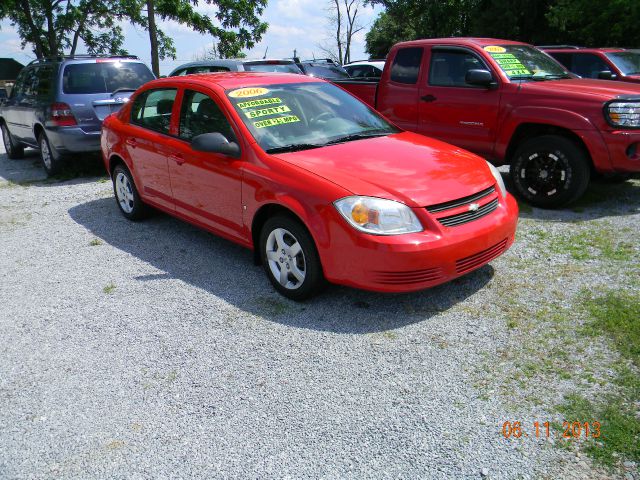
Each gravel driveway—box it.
[1,144,638,479]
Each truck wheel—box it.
[509,135,590,209]
[260,215,326,301]
[2,123,24,159]
[38,132,63,176]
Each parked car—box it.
[296,59,351,80]
[344,60,385,79]
[101,72,518,300]
[168,59,303,76]
[0,55,154,175]
[333,38,640,208]
[540,46,640,84]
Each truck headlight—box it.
[487,161,507,198]
[605,101,640,128]
[334,196,423,235]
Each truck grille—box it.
[426,185,498,227]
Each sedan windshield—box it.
[605,52,640,75]
[484,45,571,81]
[226,82,399,153]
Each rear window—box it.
[243,62,301,74]
[302,64,350,79]
[390,47,423,84]
[62,61,154,94]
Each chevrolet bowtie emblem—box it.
[469,203,480,212]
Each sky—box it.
[0,0,382,76]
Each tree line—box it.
[365,0,640,58]
[0,0,268,76]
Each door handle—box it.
[125,138,137,147]
[421,94,437,102]
[169,154,185,165]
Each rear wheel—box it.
[509,135,590,209]
[2,123,24,159]
[259,215,326,301]
[112,164,149,220]
[38,131,63,176]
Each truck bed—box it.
[332,79,378,108]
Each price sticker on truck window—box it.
[228,87,269,98]
[244,105,291,119]
[484,46,506,53]
[488,52,531,77]
[237,97,282,109]
[254,115,301,128]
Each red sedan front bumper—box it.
[319,193,519,293]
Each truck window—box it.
[570,53,610,78]
[390,47,423,84]
[429,50,485,87]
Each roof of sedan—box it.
[396,37,530,48]
[148,72,323,90]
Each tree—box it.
[134,0,268,76]
[1,0,128,58]
[365,11,414,58]
[320,0,365,64]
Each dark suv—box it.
[0,55,154,175]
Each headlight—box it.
[487,161,507,198]
[606,101,640,128]
[334,196,423,235]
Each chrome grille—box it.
[437,198,499,227]
[426,186,495,213]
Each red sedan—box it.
[100,72,518,300]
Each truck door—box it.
[418,46,501,159]
[376,46,424,132]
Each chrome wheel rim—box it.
[40,137,52,169]
[265,227,306,290]
[115,172,135,214]
[2,126,11,151]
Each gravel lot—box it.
[1,143,638,479]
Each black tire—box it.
[259,215,326,301]
[2,123,24,159]
[509,135,590,209]
[37,131,63,176]
[112,164,150,221]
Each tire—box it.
[38,131,63,176]
[2,123,24,159]
[509,135,590,209]
[259,215,326,301]
[112,164,150,221]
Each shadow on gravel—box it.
[69,198,494,334]
[500,170,640,221]
[0,150,107,187]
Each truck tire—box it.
[509,135,590,209]
[2,123,24,159]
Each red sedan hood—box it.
[272,132,495,207]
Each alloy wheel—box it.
[265,227,306,290]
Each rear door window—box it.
[62,61,154,94]
[34,66,54,98]
[390,47,423,84]
[130,88,177,134]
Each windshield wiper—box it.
[324,131,389,145]
[265,143,324,154]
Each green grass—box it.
[557,291,640,468]
[103,282,116,294]
[548,225,635,261]
[89,238,103,246]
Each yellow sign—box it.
[244,105,291,119]
[228,87,269,98]
[254,115,300,129]
[237,97,282,109]
[484,46,506,53]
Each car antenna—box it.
[263,47,268,59]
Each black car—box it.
[296,59,351,80]
[0,55,154,175]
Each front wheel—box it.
[509,135,590,209]
[2,123,24,159]
[259,215,326,301]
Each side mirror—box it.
[465,69,496,88]
[597,70,615,80]
[191,132,240,157]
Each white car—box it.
[343,60,385,79]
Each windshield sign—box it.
[226,82,398,153]
[605,52,640,76]
[484,45,570,81]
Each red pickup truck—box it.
[336,38,640,208]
